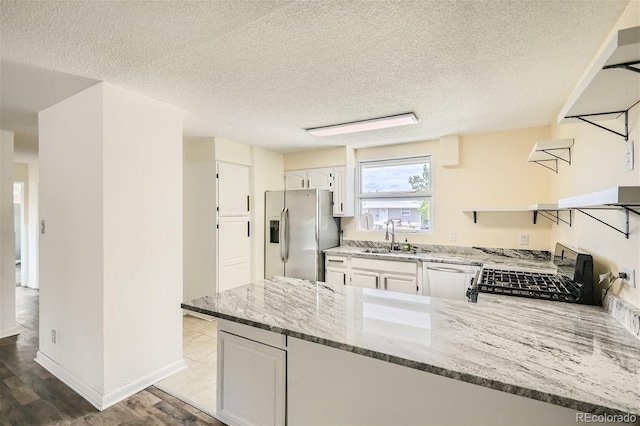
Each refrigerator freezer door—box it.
[284,189,320,281]
[265,191,285,279]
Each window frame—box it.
[357,155,433,234]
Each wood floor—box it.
[0,287,225,426]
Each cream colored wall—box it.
[549,1,639,308]
[284,147,349,170]
[215,137,251,166]
[339,127,553,249]
[183,138,284,293]
[251,146,284,281]
[183,138,217,301]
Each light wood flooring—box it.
[0,286,225,426]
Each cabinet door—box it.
[307,168,333,190]
[350,269,380,289]
[218,217,251,293]
[332,167,355,217]
[217,331,286,426]
[326,269,347,286]
[285,170,307,189]
[423,264,476,301]
[217,161,250,216]
[383,273,418,294]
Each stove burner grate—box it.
[479,268,581,302]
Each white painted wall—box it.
[26,160,39,289]
[183,138,217,300]
[37,82,184,409]
[0,130,18,338]
[102,83,184,394]
[13,163,28,282]
[550,1,640,308]
[38,83,106,394]
[251,146,284,281]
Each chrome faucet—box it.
[384,220,395,251]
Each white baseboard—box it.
[0,326,20,339]
[35,351,187,411]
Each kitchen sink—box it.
[362,248,390,254]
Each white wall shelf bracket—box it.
[533,209,572,227]
[527,139,574,173]
[566,109,630,141]
[574,206,640,239]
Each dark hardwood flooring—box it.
[0,287,225,426]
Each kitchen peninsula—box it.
[182,277,640,425]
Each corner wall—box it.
[550,1,639,308]
[1,130,18,338]
[37,82,184,410]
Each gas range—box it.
[478,243,595,304]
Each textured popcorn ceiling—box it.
[0,0,630,154]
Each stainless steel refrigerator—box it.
[265,189,339,281]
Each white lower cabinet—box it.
[384,273,418,294]
[217,330,286,426]
[325,255,348,286]
[349,257,419,294]
[351,269,380,289]
[422,262,480,301]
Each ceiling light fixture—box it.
[306,112,418,137]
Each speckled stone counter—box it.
[182,277,640,418]
[325,241,556,271]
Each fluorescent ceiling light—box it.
[306,113,418,137]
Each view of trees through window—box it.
[359,157,431,232]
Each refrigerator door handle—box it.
[283,207,290,262]
[279,208,286,262]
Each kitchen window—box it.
[358,156,432,232]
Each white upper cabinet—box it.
[285,170,308,190]
[285,166,355,217]
[332,167,354,217]
[307,168,333,190]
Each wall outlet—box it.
[341,228,347,238]
[621,267,636,288]
[519,234,529,245]
[51,329,56,344]
[449,231,457,242]
[625,140,634,172]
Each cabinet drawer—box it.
[326,255,348,268]
[218,319,286,349]
[351,257,416,275]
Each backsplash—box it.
[342,240,551,262]
[603,293,640,340]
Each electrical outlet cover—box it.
[519,234,529,245]
[621,267,636,288]
[625,140,634,172]
[449,231,457,242]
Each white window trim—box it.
[357,155,433,234]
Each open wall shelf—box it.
[527,139,574,173]
[463,204,571,226]
[558,26,640,141]
[558,186,640,239]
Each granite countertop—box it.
[182,277,640,417]
[325,243,557,271]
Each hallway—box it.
[0,287,224,425]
